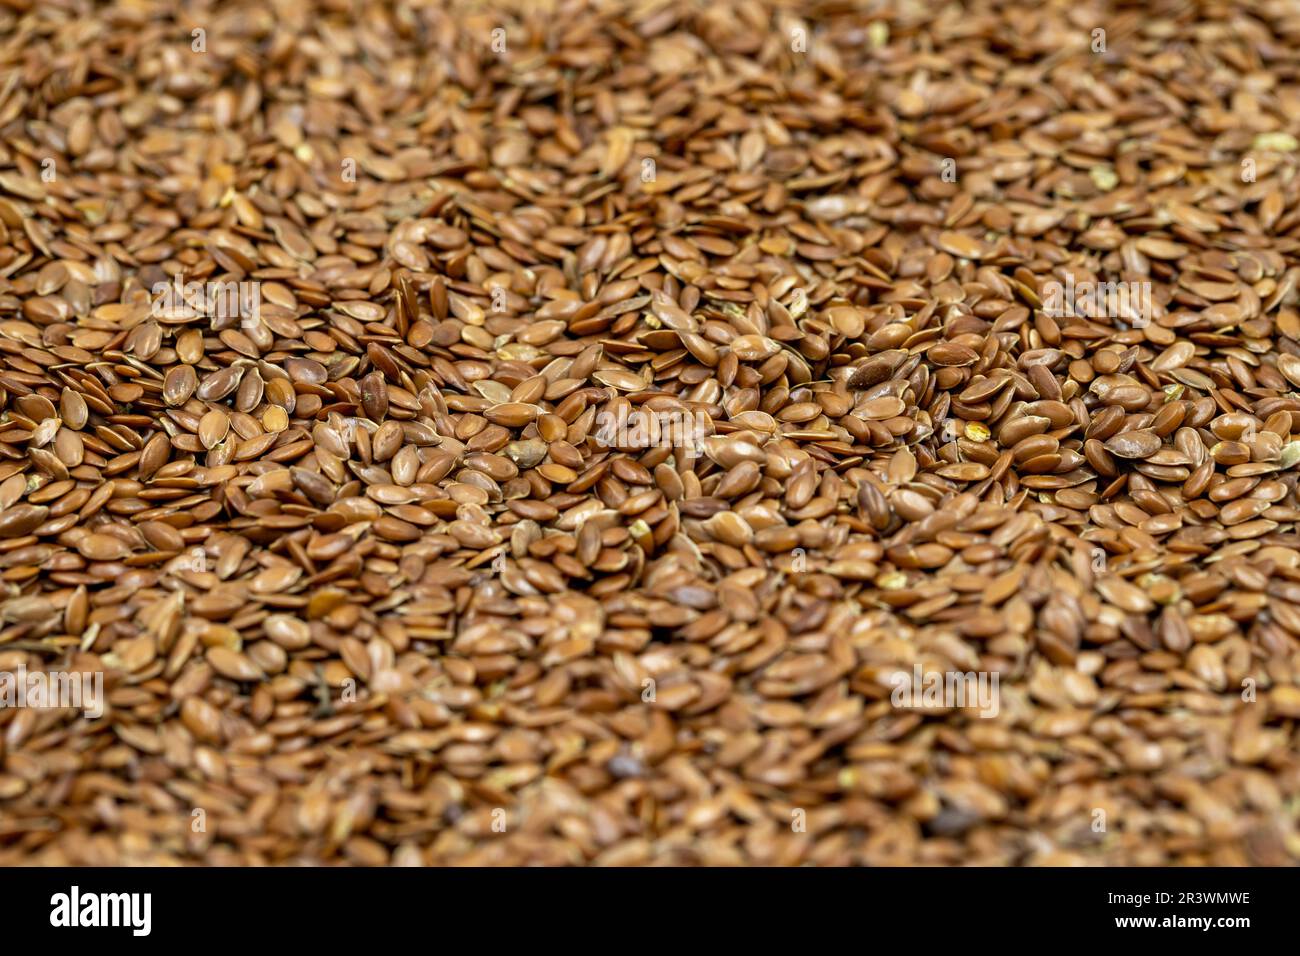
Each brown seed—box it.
[197,366,243,402]
[59,388,88,430]
[199,410,230,449]
[0,504,49,537]
[484,403,539,427]
[163,365,198,406]
[76,532,130,561]
[207,647,264,682]
[848,351,907,388]
[936,231,989,259]
[361,371,389,422]
[860,397,906,420]
[1278,354,1300,388]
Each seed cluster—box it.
[3,0,1300,865]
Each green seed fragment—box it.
[1089,165,1119,191]
[1252,132,1298,152]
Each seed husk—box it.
[1104,430,1163,459]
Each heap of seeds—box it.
[3,0,1300,866]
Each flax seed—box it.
[1,0,1300,871]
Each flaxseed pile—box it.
[3,0,1300,866]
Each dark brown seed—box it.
[361,371,389,422]
[0,504,49,537]
[163,365,198,406]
